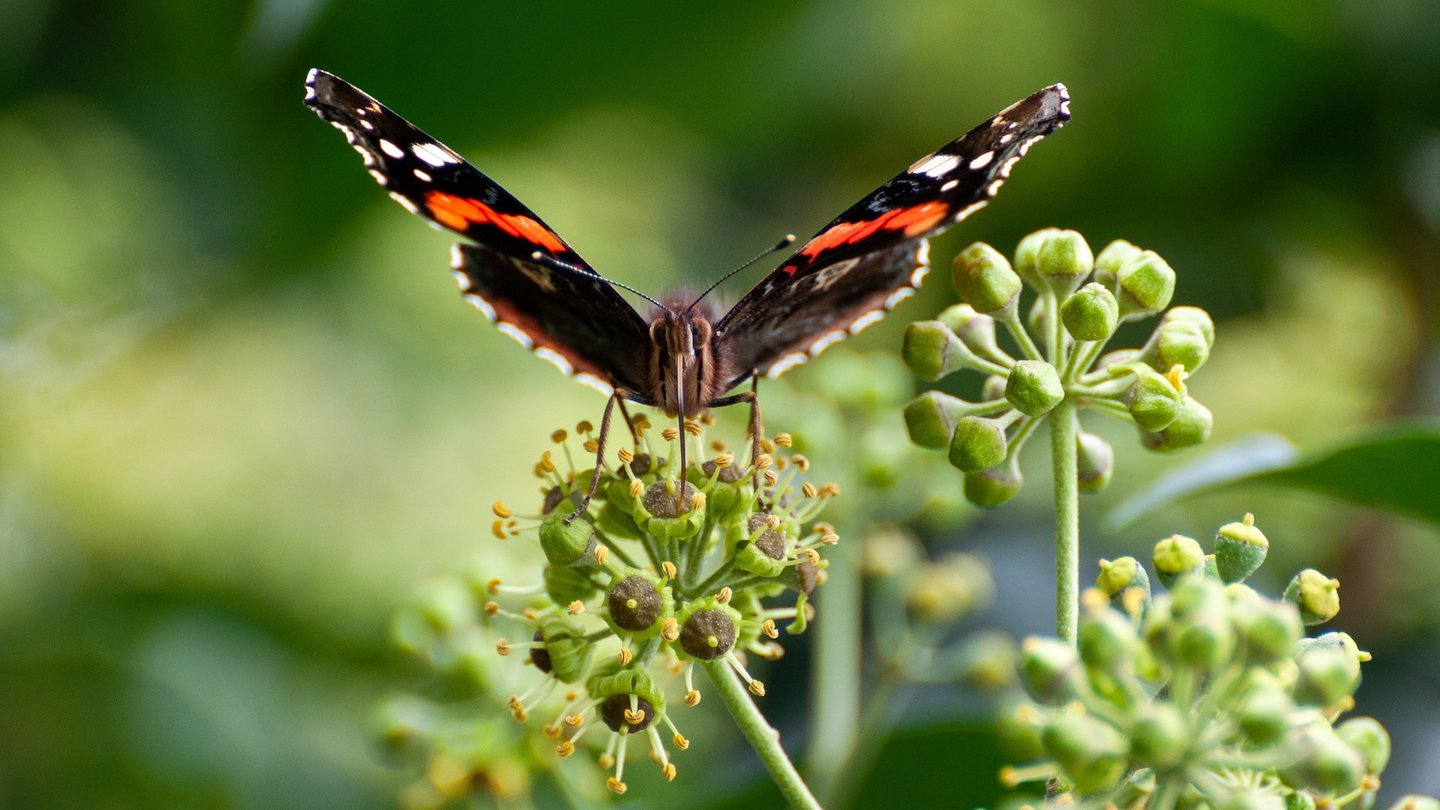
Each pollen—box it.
[662,618,680,642]
[565,714,584,727]
[711,440,726,452]
[713,453,734,468]
[689,491,707,511]
[774,433,792,447]
[576,420,594,434]
[492,500,513,518]
[792,453,810,471]
[486,578,503,594]
[748,680,767,697]
[1166,363,1188,391]
[673,732,689,750]
[661,426,680,442]
[556,739,576,756]
[617,446,634,464]
[660,561,678,580]
[551,429,568,443]
[491,520,508,540]
[606,777,627,795]
[821,532,840,546]
[584,439,599,453]
[717,586,733,604]
[496,639,512,656]
[629,479,644,498]
[763,470,779,487]
[539,451,557,473]
[483,601,500,615]
[662,763,677,782]
[761,619,779,639]
[754,453,774,470]
[802,548,821,565]
[567,600,585,615]
[684,690,701,707]
[617,647,634,666]
[595,546,609,565]
[760,438,776,454]
[684,420,703,437]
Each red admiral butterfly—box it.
[304,69,1069,515]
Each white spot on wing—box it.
[450,243,464,269]
[413,168,432,182]
[940,179,959,192]
[968,151,994,170]
[953,201,986,222]
[379,139,405,159]
[849,310,886,334]
[464,293,496,321]
[413,142,458,167]
[986,180,1004,197]
[575,373,614,395]
[534,347,574,376]
[359,119,374,131]
[766,352,810,379]
[451,269,471,291]
[909,152,960,178]
[999,133,1014,145]
[809,330,846,357]
[388,191,419,213]
[368,169,388,186]
[885,287,914,309]
[496,321,534,349]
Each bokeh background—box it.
[1,0,1437,807]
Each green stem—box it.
[1050,397,1080,644]
[807,539,861,803]
[703,661,822,810]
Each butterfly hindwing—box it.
[716,84,1070,385]
[305,69,650,392]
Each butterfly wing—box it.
[715,84,1071,389]
[304,69,650,392]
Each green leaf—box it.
[1107,422,1440,530]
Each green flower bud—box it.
[632,480,705,541]
[545,562,602,606]
[1078,603,1138,672]
[1019,636,1083,704]
[604,570,673,641]
[1143,311,1213,373]
[1293,633,1363,707]
[964,455,1023,508]
[1093,239,1143,288]
[1288,788,1318,810]
[904,391,974,449]
[902,320,971,381]
[1041,713,1128,793]
[1126,367,1184,432]
[1215,513,1269,583]
[1153,535,1206,588]
[535,615,595,683]
[1005,360,1064,416]
[1130,702,1189,770]
[1222,790,1286,810]
[539,512,599,567]
[1232,590,1302,664]
[1096,556,1151,599]
[1237,674,1297,744]
[1171,611,1236,673]
[1015,228,1094,295]
[1336,716,1391,774]
[674,596,743,662]
[1061,283,1120,341]
[1076,431,1114,494]
[949,415,1008,472]
[1116,249,1176,320]
[1387,799,1440,810]
[905,552,994,624]
[1284,569,1341,625]
[1278,724,1364,794]
[1141,396,1213,452]
[952,242,1022,313]
[939,304,1008,362]
[1169,574,1227,619]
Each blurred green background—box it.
[1,0,1437,807]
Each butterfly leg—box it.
[709,375,764,498]
[567,389,625,524]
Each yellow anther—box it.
[802,482,818,499]
[765,514,781,529]
[617,446,634,464]
[803,548,821,565]
[661,561,678,580]
[576,420,594,433]
[606,777,627,795]
[617,646,633,666]
[714,453,734,468]
[511,705,528,722]
[710,440,726,452]
[598,753,614,769]
[623,707,646,725]
[583,439,599,454]
[683,420,702,437]
[486,577,503,594]
[673,732,689,750]
[761,619,778,639]
[760,438,776,454]
[717,586,732,604]
[492,500,513,518]
[567,600,585,615]
[684,691,701,707]
[495,639,512,656]
[522,607,539,620]
[543,723,560,737]
[700,412,715,425]
[661,426,680,442]
[1166,364,1188,391]
[539,450,556,472]
[748,680,766,697]
[661,617,680,642]
[556,740,576,757]
[483,601,500,615]
[774,432,792,447]
[754,453,774,469]
[565,714,584,727]
[662,762,677,782]
[792,454,810,471]
[821,532,840,546]
[763,470,778,487]
[775,457,789,470]
[823,482,842,497]
[532,463,546,478]
[491,520,509,540]
[595,546,609,565]
[551,429,568,443]
[689,491,707,511]
[629,479,644,498]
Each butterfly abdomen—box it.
[646,301,728,419]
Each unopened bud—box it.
[1040,713,1128,793]
[948,416,1008,472]
[1143,311,1213,373]
[939,304,1007,362]
[1015,228,1094,295]
[904,391,974,449]
[1019,636,1083,704]
[1336,716,1391,775]
[1096,556,1150,598]
[902,320,971,381]
[1127,367,1183,432]
[1115,250,1176,320]
[1093,239,1143,288]
[1076,431,1114,494]
[1215,513,1269,584]
[1005,360,1064,417]
[1293,633,1364,707]
[1152,535,1206,588]
[1130,702,1189,770]
[1285,568,1340,625]
[1140,396,1213,452]
[963,456,1022,508]
[1061,283,1119,342]
[539,513,598,568]
[1278,725,1364,794]
[952,242,1023,312]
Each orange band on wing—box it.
[795,200,949,267]
[425,191,568,253]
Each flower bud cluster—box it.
[388,415,835,799]
[903,229,1216,506]
[997,514,1426,809]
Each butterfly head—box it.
[647,297,724,419]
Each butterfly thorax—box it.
[647,298,726,419]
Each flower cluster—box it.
[480,414,836,795]
[902,229,1215,505]
[997,514,1425,810]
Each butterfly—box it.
[304,69,1069,515]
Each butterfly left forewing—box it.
[716,84,1070,388]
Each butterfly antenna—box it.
[528,251,667,311]
[685,233,797,315]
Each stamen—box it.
[567,600,585,615]
[661,426,680,442]
[661,561,678,580]
[683,420,703,437]
[802,482,818,499]
[761,619,779,639]
[713,453,734,468]
[773,433,792,448]
[618,446,635,464]
[492,500,513,518]
[576,420,594,434]
[551,429,568,443]
[716,586,732,604]
[617,646,633,666]
[661,618,680,642]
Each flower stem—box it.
[1050,397,1080,644]
[807,542,860,802]
[704,661,822,810]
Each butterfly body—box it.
[646,298,725,419]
